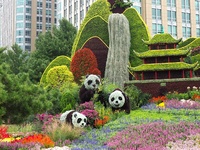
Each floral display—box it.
[0,126,10,139]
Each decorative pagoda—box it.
[130,33,198,80]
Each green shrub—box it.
[124,84,151,110]
[60,83,80,112]
[40,55,71,85]
[46,65,74,88]
[179,38,200,50]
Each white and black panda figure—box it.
[60,110,87,128]
[79,74,101,104]
[108,89,131,114]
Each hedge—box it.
[123,7,150,67]
[179,38,200,50]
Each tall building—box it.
[63,0,97,29]
[0,0,57,52]
[62,0,200,39]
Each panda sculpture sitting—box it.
[108,89,130,114]
[60,110,87,128]
[79,74,101,104]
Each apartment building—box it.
[0,0,57,52]
[63,0,200,39]
[0,0,2,46]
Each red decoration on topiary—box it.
[70,48,101,83]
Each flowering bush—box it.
[149,96,167,104]
[94,116,109,128]
[106,121,200,149]
[13,133,54,148]
[0,126,10,139]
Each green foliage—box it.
[72,0,111,54]
[60,83,80,112]
[178,37,196,48]
[124,84,151,110]
[46,65,74,88]
[0,64,52,124]
[111,0,133,10]
[40,56,71,85]
[70,48,101,83]
[179,38,200,50]
[75,16,109,53]
[123,8,150,67]
[143,33,182,45]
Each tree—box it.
[28,18,77,83]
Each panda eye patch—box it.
[77,118,82,123]
[119,96,122,100]
[88,80,92,85]
[96,80,100,85]
[111,97,115,102]
[84,118,87,122]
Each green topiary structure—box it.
[40,55,71,85]
[71,0,111,55]
[178,37,196,48]
[179,38,200,50]
[123,8,150,67]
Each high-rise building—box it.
[63,0,97,29]
[62,0,200,39]
[0,0,57,52]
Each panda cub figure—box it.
[60,110,87,128]
[108,89,131,114]
[79,74,101,104]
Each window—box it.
[167,0,176,7]
[26,8,31,13]
[152,8,161,20]
[80,10,84,20]
[182,0,190,9]
[25,30,31,36]
[16,38,23,43]
[25,23,31,29]
[46,10,51,16]
[46,3,51,8]
[26,0,31,6]
[25,46,31,51]
[196,14,200,24]
[197,28,200,37]
[37,9,42,15]
[16,8,24,13]
[26,15,31,21]
[152,0,161,5]
[37,24,42,30]
[16,30,23,36]
[37,16,42,22]
[16,23,24,28]
[37,2,42,7]
[196,0,200,10]
[168,25,177,37]
[46,17,51,23]
[16,15,23,21]
[36,31,42,36]
[182,27,191,38]
[17,0,24,6]
[182,12,190,23]
[25,38,31,44]
[46,24,51,30]
[167,10,176,21]
[133,6,141,14]
[152,23,162,34]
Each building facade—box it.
[62,0,200,39]
[0,0,57,52]
[0,0,2,47]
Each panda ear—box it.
[74,113,77,118]
[85,74,89,78]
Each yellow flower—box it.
[1,137,21,142]
[156,102,165,109]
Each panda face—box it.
[84,74,100,90]
[72,112,87,128]
[109,90,125,108]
